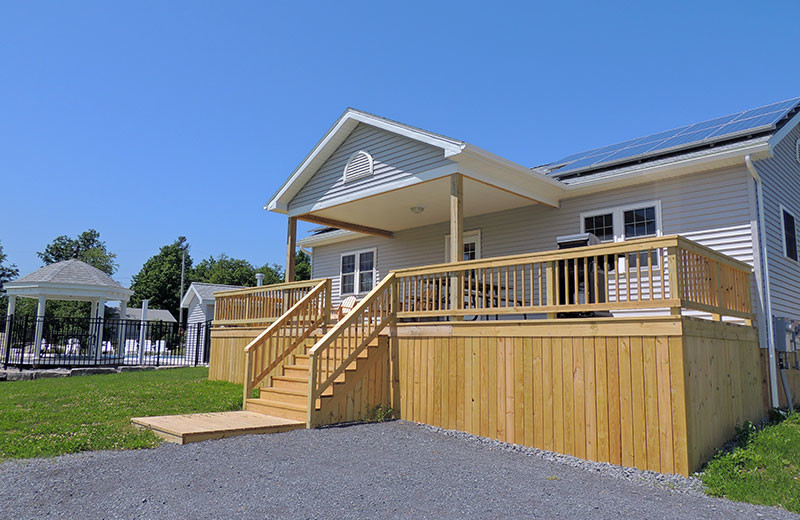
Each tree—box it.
[0,241,20,315]
[37,229,118,274]
[129,237,191,319]
[193,254,258,286]
[294,250,311,281]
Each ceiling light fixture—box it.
[410,206,425,214]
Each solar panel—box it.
[549,98,800,176]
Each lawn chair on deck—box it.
[336,296,358,321]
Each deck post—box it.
[449,174,463,317]
[545,261,556,319]
[667,246,682,316]
[285,216,297,283]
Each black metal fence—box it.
[1,315,212,368]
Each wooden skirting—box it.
[208,327,263,385]
[393,317,764,476]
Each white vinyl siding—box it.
[311,166,755,306]
[288,123,455,212]
[754,122,800,320]
[187,300,209,325]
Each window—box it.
[444,230,482,262]
[340,249,376,295]
[580,201,662,242]
[343,150,374,182]
[581,201,662,268]
[584,213,614,241]
[782,206,798,262]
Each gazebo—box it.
[3,259,133,364]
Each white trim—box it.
[769,108,800,152]
[579,200,663,242]
[339,247,377,296]
[297,229,361,248]
[796,138,800,164]
[779,204,799,263]
[444,229,482,262]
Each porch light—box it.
[410,206,425,214]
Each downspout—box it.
[745,155,780,408]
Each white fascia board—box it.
[286,163,460,217]
[452,146,565,208]
[267,109,465,214]
[5,283,134,301]
[562,141,772,198]
[769,110,800,151]
[180,285,202,308]
[297,229,362,248]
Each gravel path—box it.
[0,421,795,519]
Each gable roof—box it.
[120,307,177,322]
[266,108,564,213]
[543,97,800,182]
[181,282,246,308]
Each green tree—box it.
[255,263,284,285]
[0,241,20,315]
[37,229,118,274]
[193,254,258,286]
[129,237,191,319]
[294,250,311,281]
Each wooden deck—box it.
[131,411,304,444]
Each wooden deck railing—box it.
[214,280,321,326]
[307,273,396,427]
[392,235,752,321]
[242,279,331,403]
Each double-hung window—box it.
[340,248,376,295]
[781,206,798,262]
[581,201,662,267]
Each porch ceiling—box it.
[303,176,536,232]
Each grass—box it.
[0,367,242,461]
[701,412,800,513]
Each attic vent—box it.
[343,150,373,182]
[796,139,800,164]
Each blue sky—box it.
[2,1,799,286]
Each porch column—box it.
[449,174,464,314]
[285,216,297,283]
[3,295,16,364]
[33,295,46,363]
[95,298,106,362]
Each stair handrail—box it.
[242,278,331,405]
[306,273,396,425]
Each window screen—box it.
[784,209,798,261]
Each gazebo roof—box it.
[4,259,133,302]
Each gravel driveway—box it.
[0,421,795,519]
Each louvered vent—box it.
[343,150,374,182]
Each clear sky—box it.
[2,1,799,286]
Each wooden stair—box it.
[244,335,380,422]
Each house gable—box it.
[287,122,457,214]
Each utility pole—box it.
[178,249,186,326]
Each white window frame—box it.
[444,229,482,262]
[579,200,663,242]
[780,204,799,263]
[339,248,377,296]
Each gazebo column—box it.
[117,300,128,357]
[3,295,16,364]
[33,295,46,363]
[95,298,106,362]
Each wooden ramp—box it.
[131,411,305,445]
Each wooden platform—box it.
[131,411,305,444]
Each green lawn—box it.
[701,412,800,513]
[0,367,242,461]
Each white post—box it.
[3,295,16,364]
[33,295,46,363]
[137,300,148,365]
[95,298,105,363]
[117,300,127,358]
